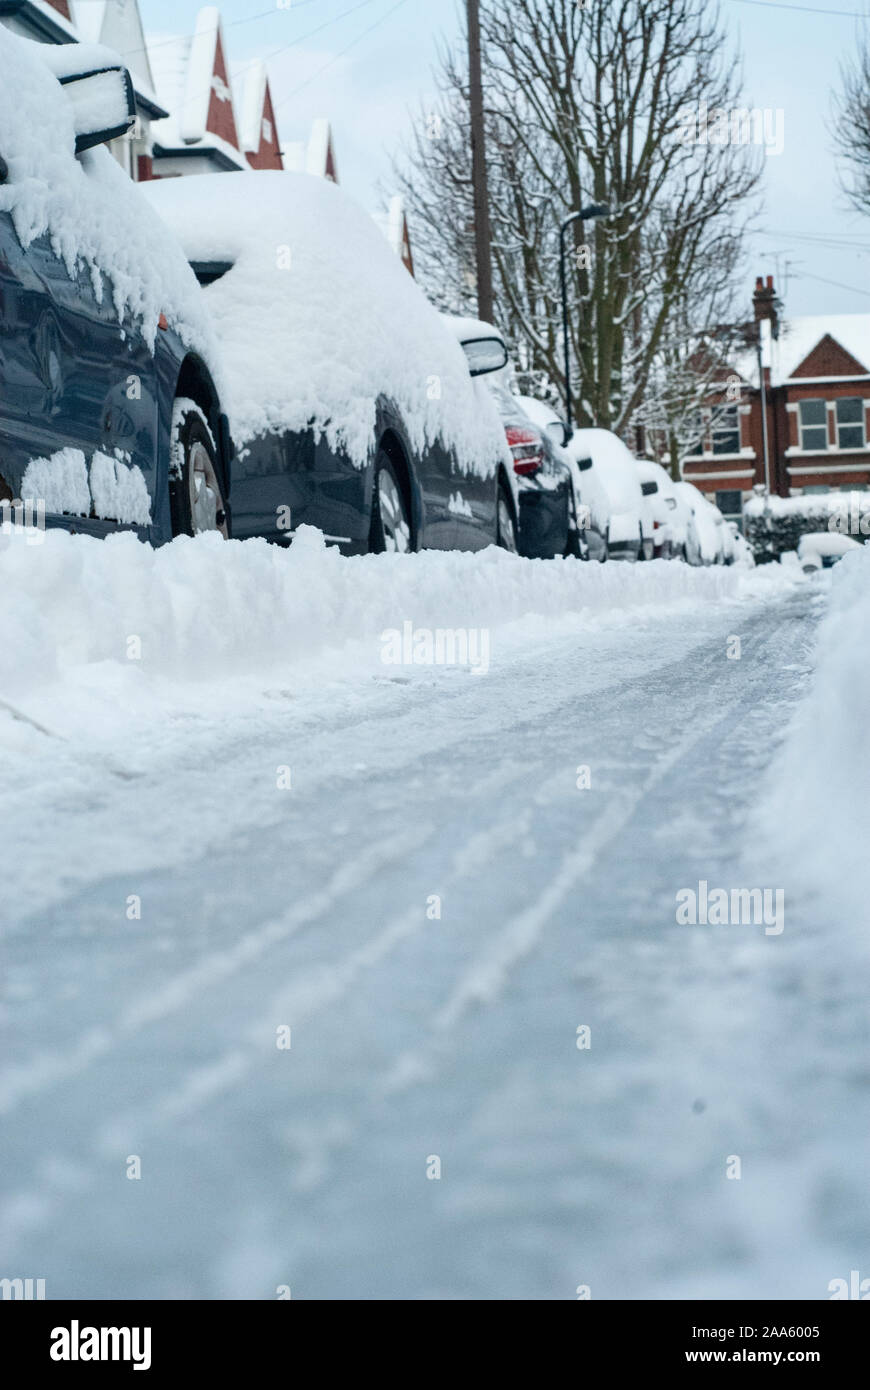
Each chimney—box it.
[753,274,777,323]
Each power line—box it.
[273,0,414,112]
[728,0,867,17]
[791,269,870,296]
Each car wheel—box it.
[496,484,518,552]
[169,399,228,539]
[370,452,412,553]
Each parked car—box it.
[711,503,736,564]
[673,482,722,564]
[797,531,862,572]
[0,34,233,543]
[144,175,517,555]
[634,459,683,560]
[568,429,647,560]
[730,523,755,568]
[509,393,592,558]
[513,396,608,561]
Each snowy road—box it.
[2,573,866,1300]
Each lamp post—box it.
[559,203,610,434]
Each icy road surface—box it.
[1,577,865,1300]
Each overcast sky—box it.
[137,0,870,318]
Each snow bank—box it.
[760,546,870,923]
[0,530,750,730]
[142,172,510,477]
[0,29,219,367]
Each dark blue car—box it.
[0,35,231,544]
[142,171,519,557]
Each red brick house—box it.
[680,276,870,525]
[234,59,284,172]
[373,195,415,277]
[147,7,250,175]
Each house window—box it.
[798,399,827,451]
[711,405,740,455]
[835,397,865,450]
[716,490,743,518]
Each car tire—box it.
[496,483,518,552]
[169,399,228,539]
[370,451,412,553]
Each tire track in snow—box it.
[0,824,432,1119]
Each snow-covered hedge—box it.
[744,491,870,562]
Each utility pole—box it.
[467,0,493,323]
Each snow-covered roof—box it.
[75,0,159,102]
[147,8,246,167]
[282,118,337,180]
[232,58,265,156]
[373,195,407,257]
[735,313,870,386]
[141,169,512,479]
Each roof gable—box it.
[791,332,869,379]
[77,0,156,93]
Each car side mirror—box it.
[562,422,571,449]
[461,337,509,377]
[61,65,136,153]
[574,454,593,472]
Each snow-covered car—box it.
[797,531,862,572]
[674,482,722,564]
[569,429,646,561]
[0,32,232,543]
[709,502,736,564]
[508,391,592,558]
[143,174,516,554]
[512,396,608,561]
[730,524,756,568]
[635,459,685,560]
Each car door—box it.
[0,209,62,498]
[25,231,159,527]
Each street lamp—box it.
[559,203,610,434]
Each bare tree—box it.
[833,26,870,217]
[392,0,760,461]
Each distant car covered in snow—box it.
[797,531,862,572]
[143,173,517,554]
[509,395,608,561]
[568,429,647,561]
[673,482,724,565]
[634,459,685,560]
[0,32,232,543]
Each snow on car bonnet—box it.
[0,29,219,366]
[141,171,511,472]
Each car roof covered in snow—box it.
[143,171,511,471]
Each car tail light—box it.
[505,425,543,476]
[653,519,662,529]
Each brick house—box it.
[373,195,415,277]
[147,7,249,176]
[282,118,340,183]
[681,276,870,526]
[233,59,284,172]
[0,0,168,182]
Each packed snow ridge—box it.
[0,529,784,732]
